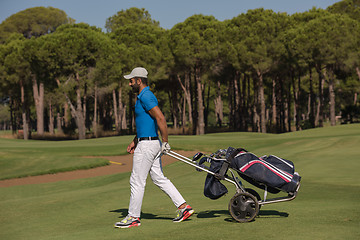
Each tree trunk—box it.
[308,66,316,128]
[195,66,205,135]
[48,101,54,134]
[76,73,86,139]
[168,86,179,129]
[240,74,248,131]
[129,91,135,132]
[315,66,325,127]
[119,87,127,130]
[279,77,285,133]
[20,80,29,140]
[257,70,266,133]
[246,75,251,131]
[181,93,187,127]
[214,79,223,127]
[233,71,240,130]
[287,79,292,132]
[32,75,44,135]
[324,68,336,126]
[83,83,87,123]
[57,74,86,140]
[10,97,16,134]
[56,112,63,134]
[228,73,235,130]
[292,71,300,131]
[112,88,119,132]
[75,90,86,139]
[272,78,277,127]
[93,85,98,137]
[64,101,69,127]
[66,93,85,140]
[122,105,127,130]
[252,77,260,132]
[177,73,192,126]
[204,81,211,128]
[329,78,336,126]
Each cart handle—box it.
[166,150,240,189]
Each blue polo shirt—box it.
[135,87,159,138]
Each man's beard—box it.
[131,83,140,93]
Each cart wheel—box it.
[245,188,261,210]
[228,192,259,223]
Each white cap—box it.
[124,67,148,79]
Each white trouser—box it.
[128,140,186,218]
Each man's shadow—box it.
[110,208,174,220]
[110,208,288,222]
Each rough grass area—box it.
[0,124,360,239]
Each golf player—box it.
[114,67,194,228]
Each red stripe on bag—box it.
[240,160,291,182]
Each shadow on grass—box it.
[110,208,288,223]
[110,208,173,220]
[258,209,289,218]
[196,210,229,219]
[196,209,288,223]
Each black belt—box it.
[138,136,159,141]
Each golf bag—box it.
[202,158,228,199]
[200,147,301,199]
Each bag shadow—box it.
[196,209,288,222]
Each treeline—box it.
[1,1,360,140]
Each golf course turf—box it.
[0,124,359,239]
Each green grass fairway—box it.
[1,124,360,240]
[0,135,134,180]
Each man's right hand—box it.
[127,140,136,154]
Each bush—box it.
[341,105,360,124]
[300,119,314,130]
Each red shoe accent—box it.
[177,207,194,222]
[115,217,141,228]
[128,222,140,228]
[181,210,194,221]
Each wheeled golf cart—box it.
[166,147,301,223]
